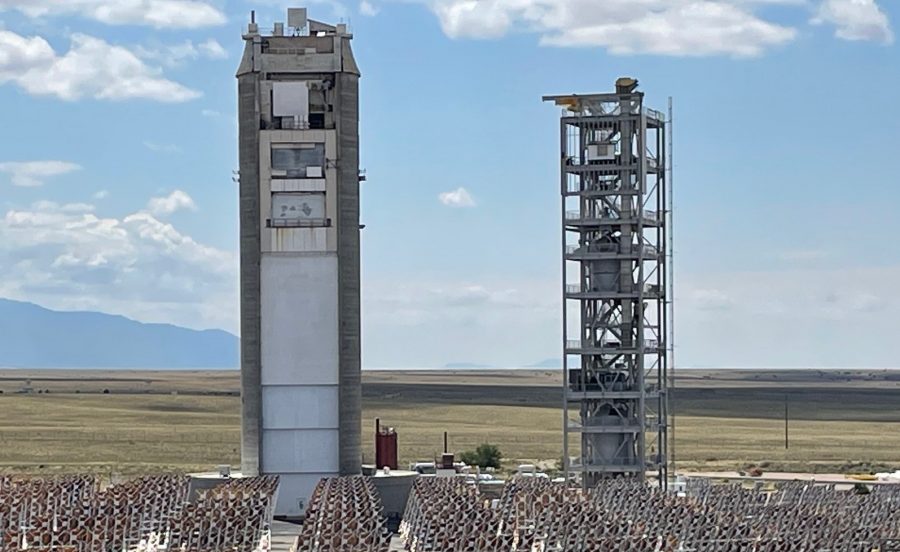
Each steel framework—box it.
[544,77,670,488]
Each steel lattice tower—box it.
[544,78,670,488]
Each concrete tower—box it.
[237,8,361,516]
[544,78,671,488]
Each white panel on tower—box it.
[272,192,325,223]
[270,179,326,193]
[271,228,328,252]
[262,386,339,429]
[273,81,309,121]
[261,429,339,473]
[287,7,308,30]
[260,255,339,386]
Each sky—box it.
[0,0,897,369]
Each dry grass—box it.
[362,402,562,469]
[673,416,900,473]
[364,402,900,474]
[0,369,897,476]
[0,393,240,474]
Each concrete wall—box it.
[336,71,362,476]
[371,472,419,528]
[238,70,262,478]
[276,474,333,516]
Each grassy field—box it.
[363,369,900,473]
[0,369,897,475]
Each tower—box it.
[544,78,670,487]
[237,8,362,516]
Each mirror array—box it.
[293,476,391,552]
[0,475,277,552]
[397,477,900,552]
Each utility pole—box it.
[784,394,789,450]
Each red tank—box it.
[375,418,398,470]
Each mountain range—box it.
[0,299,566,370]
[0,298,238,369]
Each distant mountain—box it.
[0,298,238,369]
[443,362,493,369]
[528,358,562,368]
[529,358,580,369]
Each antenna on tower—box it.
[247,10,259,36]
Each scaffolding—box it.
[544,77,670,489]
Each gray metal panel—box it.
[260,254,339,386]
[261,429,339,473]
[262,385,339,429]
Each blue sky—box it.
[0,0,897,368]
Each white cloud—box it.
[143,141,181,154]
[438,186,476,207]
[0,0,226,29]
[360,0,379,16]
[364,278,557,367]
[31,200,95,213]
[0,28,55,77]
[0,161,81,187]
[93,190,109,200]
[362,263,900,368]
[822,290,883,317]
[778,249,829,262]
[198,38,228,58]
[0,199,237,332]
[136,38,228,67]
[429,284,523,308]
[0,30,200,102]
[248,0,350,20]
[690,288,735,311]
[430,0,798,56]
[812,0,893,44]
[147,190,197,216]
[678,265,900,368]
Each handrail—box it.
[565,243,658,256]
[644,107,665,122]
[565,283,662,295]
[566,210,660,222]
[567,339,661,351]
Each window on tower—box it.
[271,144,325,178]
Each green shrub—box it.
[459,443,502,469]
